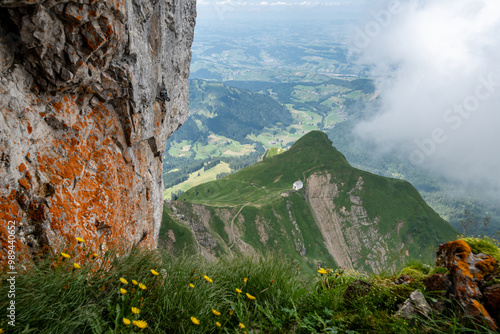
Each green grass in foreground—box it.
[1,244,497,333]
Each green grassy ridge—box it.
[3,245,498,333]
[262,147,286,160]
[180,131,454,242]
[175,131,458,274]
[180,131,349,205]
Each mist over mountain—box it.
[162,13,500,236]
[350,0,500,205]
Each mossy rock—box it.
[429,266,449,275]
[401,260,432,275]
[400,267,427,281]
[461,237,500,262]
[389,284,413,303]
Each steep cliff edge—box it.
[0,0,196,262]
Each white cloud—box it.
[352,0,500,202]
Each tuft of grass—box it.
[460,237,500,262]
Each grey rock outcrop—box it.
[0,0,196,262]
[396,290,432,320]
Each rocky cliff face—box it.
[0,0,196,262]
[304,173,406,273]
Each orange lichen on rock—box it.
[29,95,155,260]
[19,178,31,189]
[0,190,28,264]
[469,299,498,331]
[437,240,472,271]
[435,240,499,330]
[0,0,195,268]
[473,255,498,279]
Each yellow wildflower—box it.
[216,321,221,327]
[191,316,200,325]
[120,277,129,285]
[236,288,242,294]
[246,293,256,300]
[204,275,213,283]
[132,280,138,285]
[317,268,328,275]
[61,252,71,259]
[139,283,146,290]
[189,283,194,288]
[239,323,245,329]
[244,277,248,282]
[133,320,148,329]
[73,263,81,269]
[229,310,234,316]
[120,288,127,295]
[131,307,140,314]
[123,318,131,325]
[76,237,85,243]
[212,309,221,316]
[151,269,159,276]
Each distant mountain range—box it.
[160,132,457,274]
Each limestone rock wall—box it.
[0,0,196,262]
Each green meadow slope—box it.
[162,132,457,274]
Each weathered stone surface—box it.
[423,273,452,294]
[396,290,432,320]
[392,274,414,286]
[0,0,196,263]
[484,284,500,322]
[434,240,499,331]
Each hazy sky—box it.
[352,0,500,202]
[196,0,368,21]
[194,0,500,202]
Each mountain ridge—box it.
[161,132,457,274]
